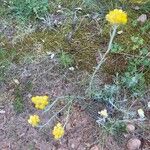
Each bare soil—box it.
[0,55,125,150]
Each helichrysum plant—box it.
[31,95,49,110]
[52,123,65,140]
[88,8,128,93]
[28,95,65,140]
[27,8,129,141]
[91,9,129,136]
[28,115,40,127]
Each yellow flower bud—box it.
[28,115,40,127]
[31,95,49,110]
[52,123,64,140]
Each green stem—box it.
[88,25,118,94]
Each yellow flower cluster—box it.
[106,9,127,25]
[28,96,65,140]
[52,123,64,140]
[32,95,49,110]
[28,115,40,127]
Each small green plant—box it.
[25,81,33,92]
[10,0,49,21]
[111,42,124,53]
[92,84,120,103]
[120,46,149,96]
[121,72,145,96]
[0,61,11,81]
[131,20,138,27]
[140,1,150,13]
[13,86,24,114]
[13,96,24,114]
[104,121,126,135]
[59,51,74,68]
[131,36,144,50]
[0,48,17,81]
[97,106,127,136]
[140,22,150,34]
[0,7,7,17]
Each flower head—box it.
[28,115,40,127]
[31,95,49,110]
[98,109,108,118]
[137,108,145,118]
[52,123,64,140]
[106,9,127,25]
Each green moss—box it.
[102,54,127,75]
[1,19,101,71]
[1,4,149,76]
[13,86,24,114]
[144,70,150,85]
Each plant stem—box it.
[39,101,71,129]
[88,25,118,94]
[63,103,72,128]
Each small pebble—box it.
[50,53,55,59]
[90,145,99,150]
[127,138,141,150]
[0,110,5,114]
[58,5,61,9]
[148,102,150,108]
[133,6,140,10]
[126,124,135,132]
[13,79,20,85]
[137,14,147,23]
[117,30,123,35]
[69,67,75,71]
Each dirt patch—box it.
[0,94,123,150]
[0,55,125,150]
